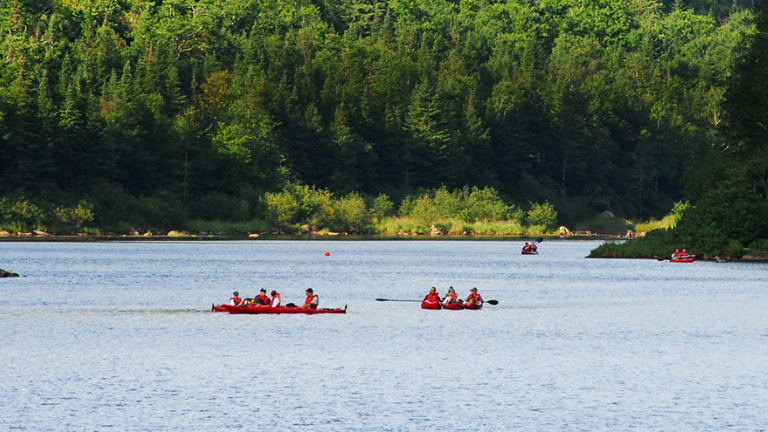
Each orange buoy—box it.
[325,251,330,256]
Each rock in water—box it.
[0,268,20,277]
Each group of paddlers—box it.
[522,242,538,253]
[423,286,484,308]
[672,248,691,260]
[229,288,319,309]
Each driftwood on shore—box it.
[0,269,19,278]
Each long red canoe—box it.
[213,304,347,314]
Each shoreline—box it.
[0,232,618,242]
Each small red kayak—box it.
[462,303,483,310]
[214,304,347,314]
[671,257,694,263]
[521,250,538,255]
[442,302,462,310]
[421,300,441,310]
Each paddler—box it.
[252,288,270,306]
[442,287,460,306]
[672,248,680,259]
[301,288,319,309]
[270,290,281,307]
[230,291,243,305]
[465,287,483,309]
[423,287,441,303]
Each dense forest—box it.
[0,0,762,234]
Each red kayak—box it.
[421,300,441,310]
[521,250,538,255]
[442,302,462,310]
[214,304,347,314]
[671,257,694,263]
[463,303,483,310]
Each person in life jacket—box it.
[442,287,460,306]
[230,291,242,305]
[530,242,538,252]
[270,290,281,307]
[672,249,680,259]
[522,242,531,253]
[423,287,441,303]
[680,248,689,259]
[301,288,319,309]
[465,287,484,309]
[252,288,270,306]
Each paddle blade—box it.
[375,298,387,301]
[487,300,499,305]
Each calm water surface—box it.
[1,240,767,431]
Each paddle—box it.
[376,298,499,305]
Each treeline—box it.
[0,185,556,235]
[591,0,768,259]
[0,0,756,232]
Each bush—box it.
[0,198,45,232]
[265,190,299,227]
[55,200,94,230]
[527,202,558,229]
[410,195,441,225]
[335,192,370,232]
[371,194,394,222]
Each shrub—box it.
[55,200,94,230]
[410,195,440,225]
[0,198,45,232]
[335,192,369,232]
[527,202,558,229]
[265,190,299,227]
[371,194,394,222]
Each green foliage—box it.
[370,193,394,222]
[55,201,95,230]
[634,201,689,233]
[0,0,754,232]
[0,198,44,232]
[526,202,558,229]
[675,176,768,248]
[264,190,300,228]
[335,192,370,232]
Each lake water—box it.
[1,239,767,431]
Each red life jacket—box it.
[231,296,242,305]
[270,295,281,307]
[466,293,481,304]
[425,292,440,302]
[255,294,270,305]
[304,294,319,309]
